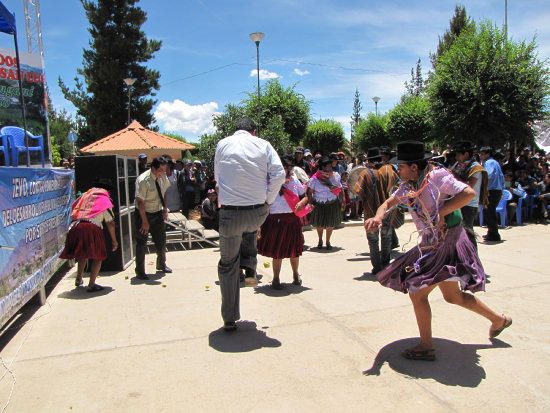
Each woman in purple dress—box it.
[365,141,512,361]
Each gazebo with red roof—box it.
[79,121,195,160]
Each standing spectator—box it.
[165,159,182,212]
[294,146,311,176]
[304,150,314,176]
[193,160,204,206]
[480,147,505,242]
[134,156,171,280]
[201,189,219,231]
[307,156,343,249]
[214,118,285,332]
[60,179,118,292]
[138,153,148,175]
[177,159,196,218]
[452,141,488,248]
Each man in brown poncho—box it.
[355,147,403,274]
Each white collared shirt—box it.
[214,130,285,206]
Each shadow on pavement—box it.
[58,286,115,299]
[353,272,378,282]
[253,283,312,297]
[208,320,282,353]
[362,337,512,387]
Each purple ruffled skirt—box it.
[376,226,486,294]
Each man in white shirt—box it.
[214,118,285,331]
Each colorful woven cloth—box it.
[70,188,114,221]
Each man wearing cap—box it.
[134,156,171,279]
[177,159,196,218]
[138,154,148,175]
[215,118,285,331]
[294,146,311,176]
[479,147,505,242]
[452,141,488,247]
[356,147,402,274]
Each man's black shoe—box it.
[136,272,149,280]
[223,321,237,332]
[156,266,173,273]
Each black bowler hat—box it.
[92,178,114,191]
[365,147,382,161]
[453,140,474,153]
[390,140,433,164]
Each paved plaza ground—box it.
[0,220,548,412]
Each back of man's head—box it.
[235,118,257,133]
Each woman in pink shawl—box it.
[60,179,118,292]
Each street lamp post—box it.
[123,78,136,125]
[372,96,380,117]
[249,32,264,131]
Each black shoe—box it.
[223,321,237,332]
[483,234,501,242]
[135,272,149,280]
[156,266,173,273]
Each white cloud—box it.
[294,68,310,76]
[250,69,280,80]
[154,100,219,136]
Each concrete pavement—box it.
[0,221,548,412]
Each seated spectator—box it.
[504,172,526,225]
[535,172,550,223]
[517,169,537,195]
[201,189,219,231]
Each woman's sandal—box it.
[87,284,104,293]
[489,315,512,338]
[401,348,436,361]
[317,241,323,249]
[271,280,283,290]
[326,242,332,250]
[75,278,83,287]
[292,275,302,286]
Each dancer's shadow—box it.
[208,320,282,353]
[58,286,115,299]
[363,337,511,387]
[347,252,371,262]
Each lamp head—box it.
[249,32,265,46]
[124,78,136,86]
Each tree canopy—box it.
[353,113,390,152]
[59,0,161,147]
[303,119,345,154]
[242,79,310,145]
[387,95,432,144]
[427,21,550,147]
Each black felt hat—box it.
[390,140,433,164]
[453,140,474,153]
[365,147,382,161]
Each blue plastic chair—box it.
[1,126,45,167]
[495,189,512,227]
[522,189,540,221]
[0,134,9,166]
[515,192,527,225]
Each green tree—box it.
[430,4,474,67]
[48,104,79,165]
[427,21,550,147]
[242,79,310,145]
[354,113,389,152]
[387,95,432,144]
[404,58,425,97]
[303,119,345,154]
[59,0,161,147]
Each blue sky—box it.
[1,0,549,143]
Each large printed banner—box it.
[0,46,48,167]
[0,167,73,325]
